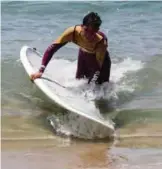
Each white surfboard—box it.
[20,46,115,139]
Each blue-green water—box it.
[1,1,162,143]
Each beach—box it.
[2,1,162,168]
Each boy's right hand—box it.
[30,72,43,81]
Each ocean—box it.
[1,1,162,169]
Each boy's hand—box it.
[30,72,43,81]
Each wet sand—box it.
[2,138,162,169]
[2,114,162,169]
[2,141,112,169]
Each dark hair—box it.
[83,12,102,27]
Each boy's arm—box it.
[39,26,74,73]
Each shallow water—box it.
[2,1,162,168]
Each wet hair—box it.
[83,12,102,27]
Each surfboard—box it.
[20,46,115,138]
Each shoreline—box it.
[2,140,162,169]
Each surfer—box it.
[31,12,111,84]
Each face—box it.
[89,23,101,32]
[83,24,100,41]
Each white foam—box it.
[111,57,143,83]
[49,57,143,101]
[47,113,115,139]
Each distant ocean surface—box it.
[1,1,162,168]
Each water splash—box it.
[47,112,115,140]
[45,57,143,139]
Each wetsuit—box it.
[39,25,111,84]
